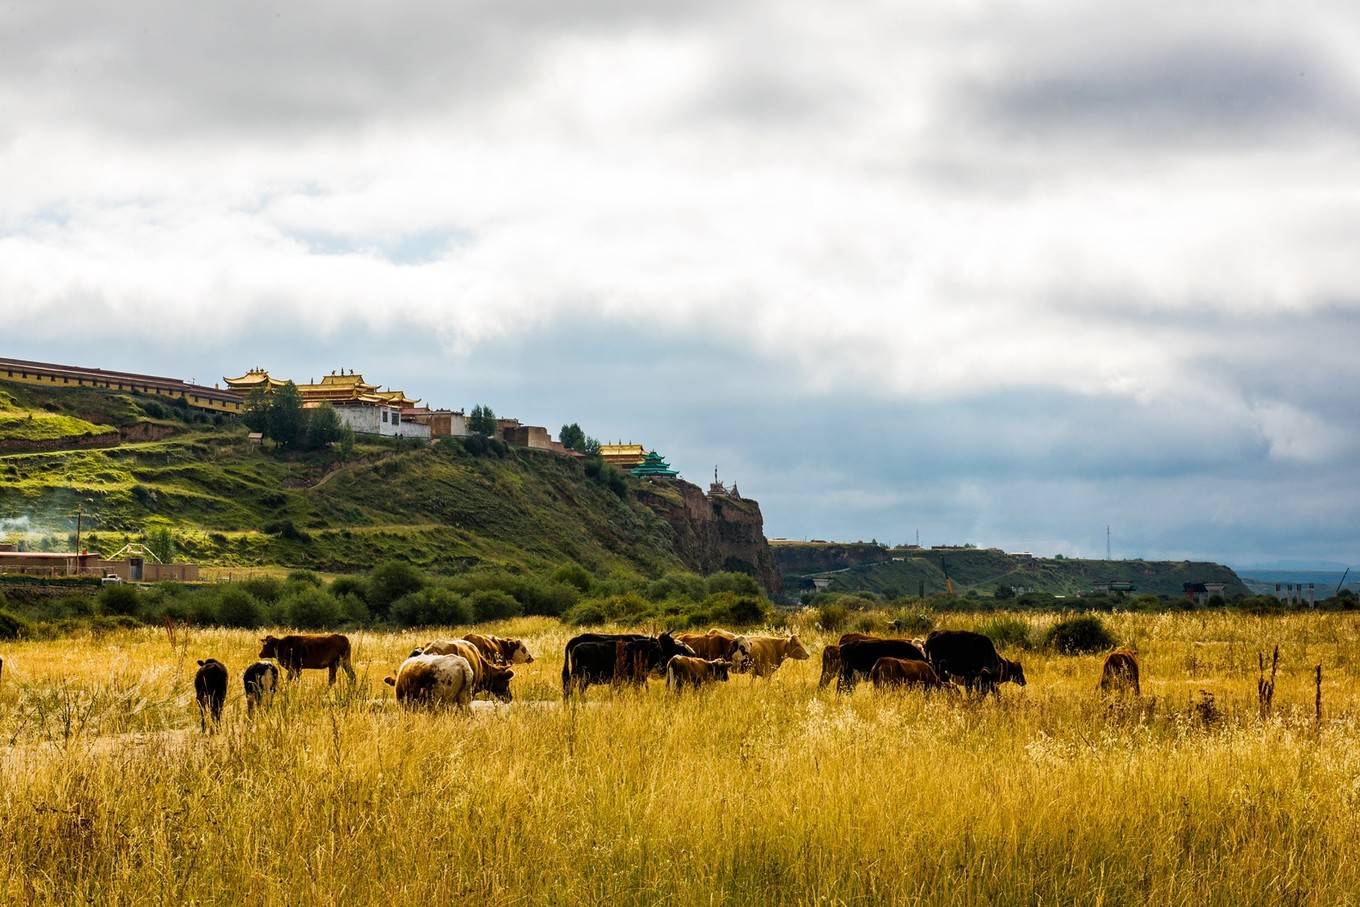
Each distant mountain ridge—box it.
[773,541,1249,599]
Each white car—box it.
[100,574,123,585]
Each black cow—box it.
[924,630,1026,696]
[243,660,280,716]
[562,632,694,698]
[837,639,928,692]
[194,658,229,732]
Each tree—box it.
[265,381,307,449]
[583,436,601,456]
[468,404,497,438]
[337,424,355,461]
[145,526,176,564]
[305,403,343,451]
[559,423,586,452]
[994,584,1015,600]
[242,387,269,434]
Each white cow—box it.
[384,653,475,711]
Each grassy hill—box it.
[773,541,1249,599]
[0,380,706,577]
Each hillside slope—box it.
[773,541,1249,599]
[0,380,779,587]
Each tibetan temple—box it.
[630,450,679,478]
[223,369,419,408]
[598,443,647,470]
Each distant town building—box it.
[630,451,679,478]
[0,549,199,581]
[1183,582,1227,605]
[1092,581,1136,594]
[498,420,552,450]
[1272,582,1317,606]
[402,407,468,438]
[1,356,243,413]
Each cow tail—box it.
[561,645,573,699]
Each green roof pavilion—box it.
[630,450,679,478]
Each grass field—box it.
[2,611,1359,904]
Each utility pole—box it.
[74,505,83,554]
[1106,525,1111,561]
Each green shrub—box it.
[390,588,472,628]
[286,570,323,587]
[469,589,522,622]
[703,592,769,627]
[282,588,341,629]
[99,584,141,617]
[818,603,848,632]
[551,563,593,594]
[241,576,283,604]
[0,608,33,639]
[330,575,369,601]
[978,616,1032,650]
[214,587,266,628]
[564,601,608,626]
[646,571,707,602]
[707,572,760,597]
[1043,614,1115,654]
[367,561,427,617]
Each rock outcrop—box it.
[634,479,782,596]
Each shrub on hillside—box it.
[330,575,368,601]
[241,576,284,604]
[564,601,608,626]
[390,588,471,628]
[99,584,141,617]
[702,591,769,627]
[978,616,1033,650]
[286,570,323,588]
[367,561,427,617]
[551,563,593,594]
[469,589,522,622]
[1043,615,1115,654]
[706,572,760,597]
[282,588,341,629]
[337,593,370,625]
[817,603,848,632]
[646,571,707,603]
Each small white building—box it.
[333,403,431,439]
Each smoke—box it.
[0,516,32,533]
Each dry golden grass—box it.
[3,611,1360,905]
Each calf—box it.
[870,657,948,691]
[385,653,475,710]
[259,634,355,684]
[420,639,514,702]
[1099,648,1141,696]
[734,635,810,678]
[837,639,928,692]
[924,630,1026,696]
[242,661,279,716]
[194,658,229,732]
[666,655,732,691]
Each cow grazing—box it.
[666,655,732,691]
[463,633,534,665]
[734,635,810,678]
[242,661,279,716]
[837,639,928,692]
[561,632,694,697]
[819,645,841,688]
[419,639,514,702]
[870,657,949,691]
[194,658,228,732]
[924,630,1026,696]
[258,634,355,684]
[675,629,741,661]
[1099,648,1141,696]
[384,653,475,710]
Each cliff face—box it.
[634,480,782,596]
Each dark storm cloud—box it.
[976,40,1359,141]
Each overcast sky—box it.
[3,1,1358,567]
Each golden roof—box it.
[225,369,417,406]
[223,369,287,390]
[599,443,646,456]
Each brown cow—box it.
[384,653,475,710]
[675,629,741,661]
[419,639,514,702]
[734,635,810,678]
[871,657,949,691]
[463,633,534,665]
[665,655,732,691]
[1099,648,1141,696]
[259,634,355,684]
[819,645,841,688]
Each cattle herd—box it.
[178,628,1146,729]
